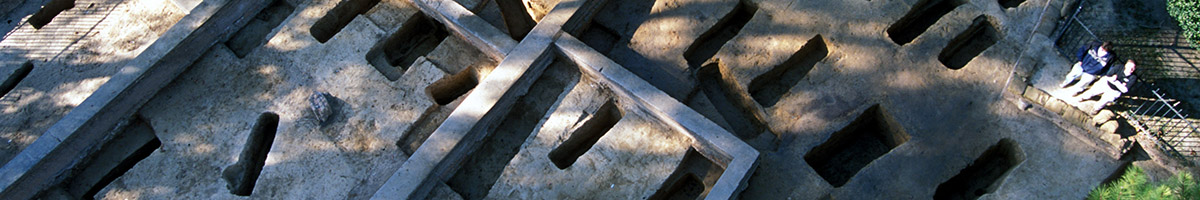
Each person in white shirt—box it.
[1072,59,1137,113]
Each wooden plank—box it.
[556,33,759,200]
[0,0,272,198]
[410,0,518,61]
[370,0,603,199]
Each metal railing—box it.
[1054,0,1200,162]
[1119,86,1200,160]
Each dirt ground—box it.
[0,0,184,166]
[1,0,1197,199]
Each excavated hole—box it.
[578,21,620,54]
[998,0,1025,9]
[804,105,910,187]
[568,0,654,56]
[697,63,766,140]
[548,99,622,169]
[396,104,453,155]
[1,61,33,98]
[427,66,479,105]
[447,57,580,199]
[656,174,702,199]
[396,67,483,155]
[223,112,279,196]
[63,116,160,199]
[28,0,74,29]
[939,16,999,70]
[225,0,295,58]
[934,138,1024,200]
[748,35,827,108]
[310,0,381,43]
[886,0,965,45]
[683,0,757,69]
[649,148,723,200]
[493,0,535,40]
[366,13,449,81]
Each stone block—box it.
[1092,110,1115,125]
[1022,86,1042,102]
[1100,121,1119,134]
[1063,109,1089,128]
[1031,89,1050,105]
[1046,99,1066,114]
[1010,97,1031,110]
[1100,133,1121,148]
[1006,75,1028,96]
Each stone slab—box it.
[0,0,271,198]
[1093,110,1115,125]
[1007,74,1028,96]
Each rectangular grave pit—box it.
[938,16,1000,70]
[804,105,910,187]
[934,138,1024,200]
[887,0,966,45]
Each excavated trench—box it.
[366,12,450,81]
[28,0,75,29]
[548,99,623,169]
[222,112,280,196]
[0,0,1142,199]
[649,148,723,200]
[934,139,1024,200]
[938,16,1000,70]
[397,65,486,155]
[695,63,767,141]
[748,35,828,108]
[0,61,32,97]
[887,0,966,45]
[225,0,294,58]
[805,105,910,187]
[683,0,756,69]
[446,57,581,199]
[310,0,381,43]
[44,116,160,199]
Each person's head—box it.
[1125,59,1136,75]
[1100,42,1112,53]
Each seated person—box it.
[1060,42,1113,93]
[1072,59,1137,113]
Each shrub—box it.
[1088,165,1200,200]
[1168,0,1200,46]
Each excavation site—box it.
[2,0,1199,199]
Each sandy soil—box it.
[0,0,184,166]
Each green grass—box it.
[1089,166,1200,200]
